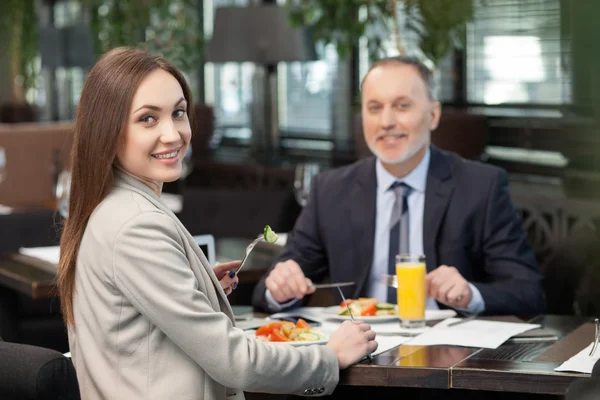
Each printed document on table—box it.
[555,342,600,374]
[406,318,540,349]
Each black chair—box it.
[543,229,600,316]
[0,339,80,400]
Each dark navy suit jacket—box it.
[252,146,546,315]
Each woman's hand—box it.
[327,320,378,369]
[213,260,241,295]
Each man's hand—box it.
[425,265,472,308]
[265,260,316,303]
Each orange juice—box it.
[396,262,426,322]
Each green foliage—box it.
[0,0,38,102]
[285,0,478,67]
[404,0,475,66]
[286,0,389,61]
[79,0,202,74]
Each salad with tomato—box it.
[338,297,395,317]
[254,318,327,342]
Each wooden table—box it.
[242,314,593,400]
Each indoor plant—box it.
[79,0,202,75]
[286,0,478,69]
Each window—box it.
[278,43,338,137]
[467,0,571,105]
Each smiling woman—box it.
[116,69,192,195]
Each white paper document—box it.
[406,318,541,349]
[19,246,60,265]
[555,342,600,374]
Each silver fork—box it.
[590,318,599,357]
[337,286,373,362]
[235,237,263,275]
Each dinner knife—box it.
[311,281,355,289]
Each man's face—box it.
[361,63,440,167]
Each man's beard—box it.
[367,131,430,165]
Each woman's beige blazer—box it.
[68,171,338,399]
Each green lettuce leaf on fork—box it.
[263,225,279,243]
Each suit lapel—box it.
[423,146,455,273]
[349,158,378,298]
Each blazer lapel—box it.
[349,158,378,298]
[423,146,455,273]
[114,171,234,320]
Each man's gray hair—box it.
[360,55,437,101]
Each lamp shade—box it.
[205,5,317,64]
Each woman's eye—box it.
[173,109,186,119]
[140,115,156,124]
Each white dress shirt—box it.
[368,149,484,313]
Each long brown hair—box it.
[58,47,194,327]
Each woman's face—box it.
[117,68,191,194]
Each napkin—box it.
[555,343,600,374]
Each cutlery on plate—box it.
[336,286,373,362]
[336,286,355,321]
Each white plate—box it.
[323,306,398,322]
[245,330,329,346]
[323,306,457,322]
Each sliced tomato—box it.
[269,329,288,342]
[340,299,354,307]
[360,303,376,316]
[295,318,311,329]
[255,322,281,337]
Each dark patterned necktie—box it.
[388,182,412,303]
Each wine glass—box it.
[0,147,6,185]
[294,163,320,207]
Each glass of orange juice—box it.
[396,254,426,328]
